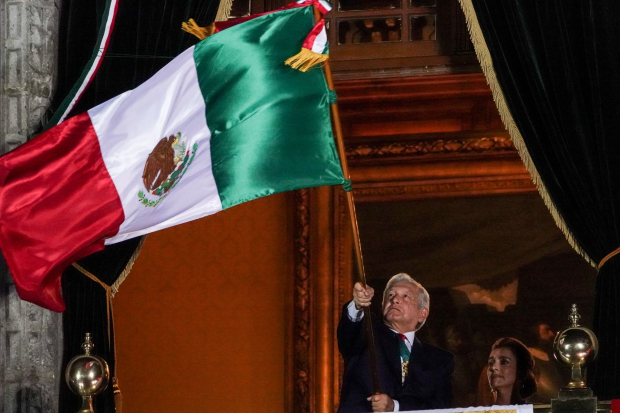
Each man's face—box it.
[382,281,428,333]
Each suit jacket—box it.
[337,302,454,412]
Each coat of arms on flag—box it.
[139,133,199,207]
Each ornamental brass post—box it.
[551,304,599,413]
[65,333,110,413]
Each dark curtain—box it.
[469,0,620,398]
[53,1,220,411]
[52,0,219,116]
[60,237,143,413]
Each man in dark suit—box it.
[337,273,454,412]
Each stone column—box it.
[0,1,63,412]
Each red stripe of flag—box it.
[0,113,124,311]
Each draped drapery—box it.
[52,0,220,117]
[60,237,144,413]
[52,1,221,411]
[458,0,620,398]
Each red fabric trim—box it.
[81,0,120,100]
[302,19,325,50]
[0,113,124,311]
[55,0,120,125]
[313,0,330,15]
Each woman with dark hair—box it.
[487,337,537,405]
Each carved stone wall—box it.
[1,0,59,150]
[0,1,63,412]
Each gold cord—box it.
[71,262,122,410]
[598,246,620,270]
[72,262,113,347]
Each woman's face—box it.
[487,347,517,391]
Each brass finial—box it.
[82,333,94,355]
[569,304,581,327]
[66,333,109,413]
[554,304,598,392]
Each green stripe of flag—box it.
[193,6,344,209]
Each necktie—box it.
[398,334,411,383]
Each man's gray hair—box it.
[382,273,430,330]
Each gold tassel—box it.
[285,48,329,72]
[110,236,146,297]
[457,0,595,267]
[181,19,216,40]
[214,0,235,22]
[113,377,123,413]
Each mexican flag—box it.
[0,3,344,312]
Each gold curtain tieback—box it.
[71,262,123,412]
[72,262,114,346]
[597,246,620,270]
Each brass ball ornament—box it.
[553,304,599,389]
[65,333,110,413]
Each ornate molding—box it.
[346,136,515,161]
[332,64,482,81]
[353,178,536,202]
[334,190,351,407]
[293,189,310,413]
[335,73,506,143]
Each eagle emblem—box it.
[137,132,198,207]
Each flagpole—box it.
[312,6,382,395]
